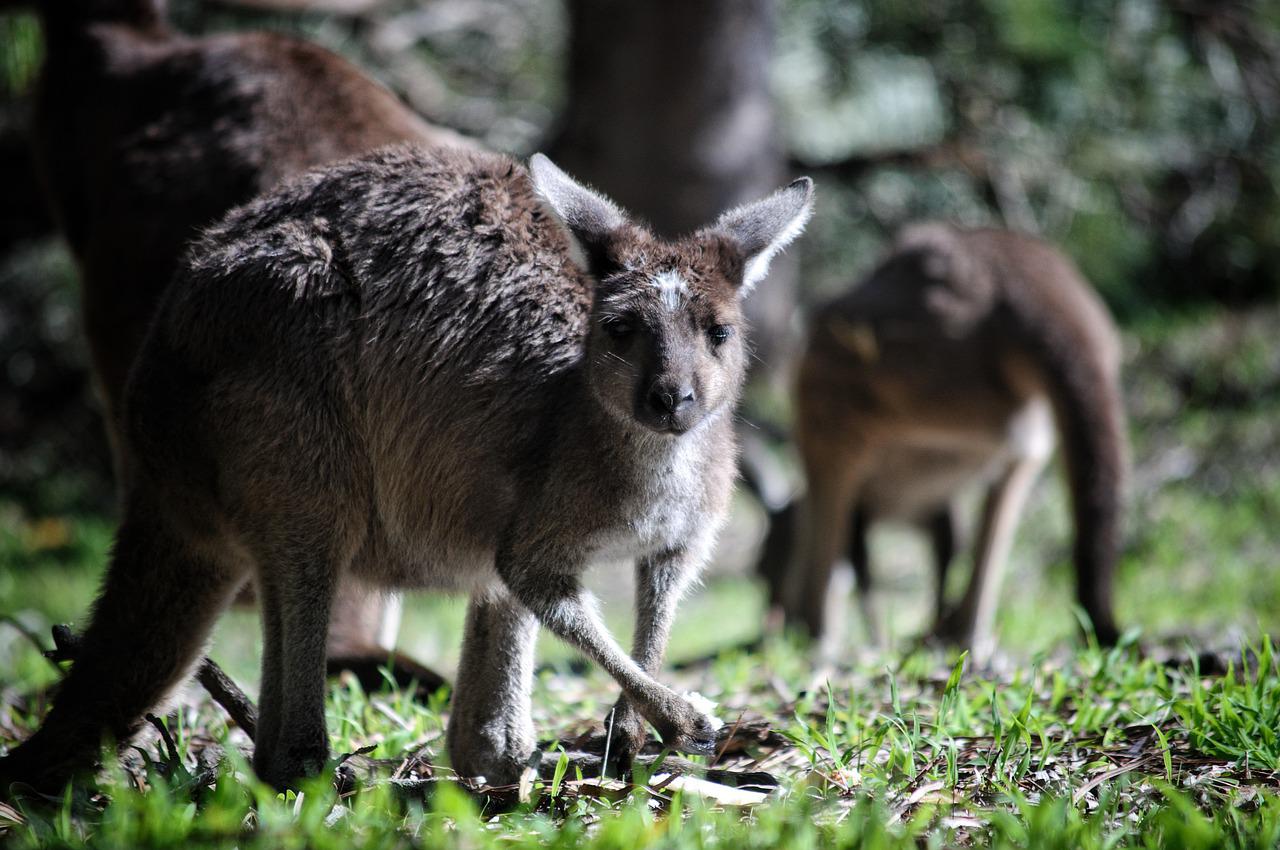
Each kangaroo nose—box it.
[647,383,696,415]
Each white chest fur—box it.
[586,431,713,563]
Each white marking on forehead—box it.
[651,270,689,311]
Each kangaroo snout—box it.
[647,381,696,415]
[641,379,698,432]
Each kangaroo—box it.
[783,224,1127,659]
[0,145,814,791]
[20,0,474,690]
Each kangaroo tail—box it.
[1003,248,1128,645]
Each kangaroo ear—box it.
[712,178,815,292]
[530,153,627,273]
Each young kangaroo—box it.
[22,0,472,689]
[785,224,1126,658]
[0,145,814,791]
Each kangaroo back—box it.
[977,230,1127,644]
[31,2,467,417]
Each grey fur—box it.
[529,153,626,269]
[0,145,814,790]
[714,179,814,290]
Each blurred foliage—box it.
[0,242,113,516]
[777,0,1280,316]
[0,12,40,96]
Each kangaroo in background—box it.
[783,224,1127,659]
[16,0,474,690]
[0,146,814,791]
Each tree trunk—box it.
[549,0,798,394]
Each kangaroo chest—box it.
[359,422,725,587]
[577,436,718,564]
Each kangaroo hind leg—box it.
[251,536,356,790]
[787,435,870,653]
[933,453,1047,660]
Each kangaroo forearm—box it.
[630,619,675,675]
[630,588,680,674]
[499,564,669,709]
[630,550,700,673]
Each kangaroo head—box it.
[530,154,814,436]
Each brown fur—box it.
[0,145,813,790]
[782,224,1127,656]
[26,0,471,686]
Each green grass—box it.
[3,311,1280,847]
[2,639,1279,848]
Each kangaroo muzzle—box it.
[638,375,700,434]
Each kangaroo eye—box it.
[602,317,635,339]
[708,324,734,346]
